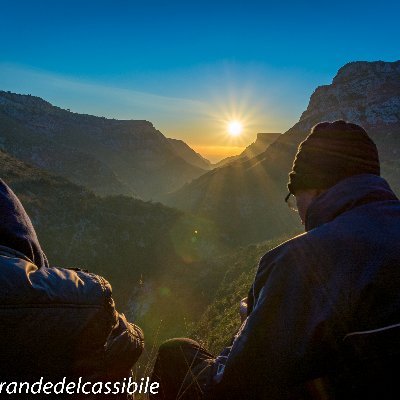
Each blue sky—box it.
[0,0,399,161]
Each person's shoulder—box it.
[0,252,114,309]
[39,266,116,318]
[256,227,339,278]
[252,233,312,283]
[259,232,309,265]
[49,266,114,305]
[250,233,319,303]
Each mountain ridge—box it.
[0,90,209,199]
[167,138,212,170]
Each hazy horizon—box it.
[0,63,295,162]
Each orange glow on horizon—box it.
[192,145,245,164]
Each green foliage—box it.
[0,150,228,345]
[191,236,294,354]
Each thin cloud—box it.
[0,63,209,122]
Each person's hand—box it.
[239,297,248,323]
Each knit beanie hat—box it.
[287,120,380,195]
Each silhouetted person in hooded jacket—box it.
[151,120,400,400]
[0,179,144,399]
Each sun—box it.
[227,120,243,136]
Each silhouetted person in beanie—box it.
[151,120,400,400]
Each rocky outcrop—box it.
[240,132,281,159]
[165,61,400,245]
[0,91,207,199]
[292,61,400,153]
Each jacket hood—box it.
[0,179,49,268]
[305,174,398,232]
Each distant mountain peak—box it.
[299,59,400,130]
[167,138,212,170]
[0,90,53,108]
[333,60,400,85]
[241,132,281,158]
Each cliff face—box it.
[166,61,400,245]
[294,61,400,158]
[240,132,281,159]
[0,92,207,199]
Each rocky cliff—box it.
[0,91,208,199]
[290,61,400,167]
[165,61,400,245]
[240,132,281,159]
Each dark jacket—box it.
[0,179,144,398]
[207,174,400,399]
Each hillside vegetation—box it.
[192,235,297,354]
[0,150,226,343]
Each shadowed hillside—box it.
[0,149,178,296]
[0,91,209,200]
[0,150,226,343]
[168,138,212,170]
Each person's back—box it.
[212,173,400,399]
[314,175,400,398]
[0,179,144,399]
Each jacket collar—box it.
[305,174,398,231]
